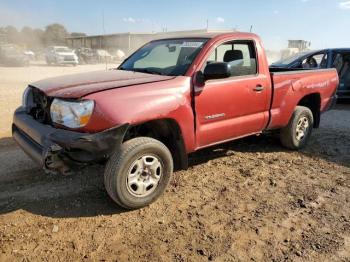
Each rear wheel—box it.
[104,137,173,210]
[280,106,314,150]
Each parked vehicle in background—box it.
[75,47,98,64]
[110,49,126,62]
[271,48,350,99]
[45,46,79,66]
[23,50,35,61]
[111,49,126,61]
[13,32,338,209]
[0,44,29,67]
[94,49,113,63]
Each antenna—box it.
[206,19,209,30]
[250,25,253,32]
[102,9,108,70]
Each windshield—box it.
[119,38,208,76]
[273,51,311,66]
[55,47,72,52]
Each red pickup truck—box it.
[13,32,338,209]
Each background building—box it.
[66,28,236,56]
[279,39,311,60]
[288,40,311,51]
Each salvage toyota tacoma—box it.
[13,32,338,209]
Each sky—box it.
[0,0,350,50]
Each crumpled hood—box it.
[30,70,175,98]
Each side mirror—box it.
[194,71,205,87]
[204,62,231,80]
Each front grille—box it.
[64,55,75,61]
[28,87,53,124]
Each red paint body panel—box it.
[191,33,273,148]
[193,75,270,147]
[32,32,339,154]
[84,77,196,152]
[31,70,174,98]
[268,70,339,129]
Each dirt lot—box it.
[0,65,349,261]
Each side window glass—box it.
[302,53,326,69]
[320,53,328,68]
[332,53,344,73]
[204,41,257,77]
[216,44,233,62]
[207,44,231,63]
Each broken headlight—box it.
[50,99,94,128]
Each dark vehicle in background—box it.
[75,47,98,64]
[271,48,350,99]
[93,49,113,63]
[0,44,29,67]
[75,48,120,64]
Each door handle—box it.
[253,85,264,92]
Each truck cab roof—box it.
[153,32,261,42]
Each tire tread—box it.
[280,106,314,150]
[104,137,172,209]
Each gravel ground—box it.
[0,65,349,261]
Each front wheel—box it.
[104,137,173,210]
[280,106,314,150]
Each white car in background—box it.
[45,46,78,66]
[23,50,35,61]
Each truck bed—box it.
[268,68,339,129]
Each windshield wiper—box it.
[118,67,165,75]
[131,68,164,75]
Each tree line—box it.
[0,23,86,50]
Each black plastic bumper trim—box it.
[12,107,129,168]
[13,126,45,167]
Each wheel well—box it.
[123,119,188,171]
[297,93,321,128]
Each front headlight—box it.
[50,99,94,128]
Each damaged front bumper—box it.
[12,107,128,174]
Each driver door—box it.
[194,40,269,148]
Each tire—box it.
[104,137,173,210]
[280,106,314,150]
